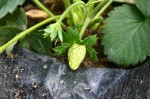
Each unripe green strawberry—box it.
[68,43,86,70]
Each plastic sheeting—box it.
[0,48,150,99]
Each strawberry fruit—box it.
[68,43,86,70]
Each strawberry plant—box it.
[0,0,150,70]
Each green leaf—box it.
[43,23,62,42]
[54,43,70,55]
[82,35,97,46]
[63,27,80,44]
[86,0,95,15]
[87,47,97,61]
[0,8,27,30]
[58,29,63,42]
[19,30,52,55]
[18,36,30,49]
[135,0,150,17]
[0,26,22,46]
[50,29,57,41]
[6,41,17,58]
[102,4,150,66]
[0,0,25,18]
[70,5,85,26]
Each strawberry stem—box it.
[89,0,108,18]
[93,0,113,19]
[80,0,113,40]
[56,1,86,24]
[80,17,90,39]
[113,0,135,4]
[33,0,55,17]
[63,0,71,9]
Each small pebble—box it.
[15,91,20,99]
[43,64,48,69]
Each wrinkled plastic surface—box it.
[0,48,150,99]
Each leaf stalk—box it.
[0,16,60,54]
[56,1,86,24]
[33,0,55,17]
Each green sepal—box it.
[53,43,71,55]
[87,47,97,61]
[82,35,97,46]
[63,27,80,44]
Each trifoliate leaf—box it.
[19,30,52,55]
[68,43,86,70]
[135,0,150,17]
[63,27,80,44]
[43,23,63,42]
[50,29,58,41]
[54,43,70,55]
[44,27,53,33]
[58,29,63,42]
[102,4,150,66]
[0,0,25,18]
[87,47,97,61]
[82,35,97,46]
[0,26,22,46]
[0,8,27,30]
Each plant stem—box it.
[89,0,108,18]
[94,0,113,19]
[80,0,113,39]
[33,0,55,17]
[80,17,90,39]
[86,0,103,7]
[33,0,67,28]
[113,0,135,4]
[63,0,71,9]
[0,16,60,54]
[57,1,86,24]
[73,0,81,3]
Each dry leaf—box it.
[26,9,49,19]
